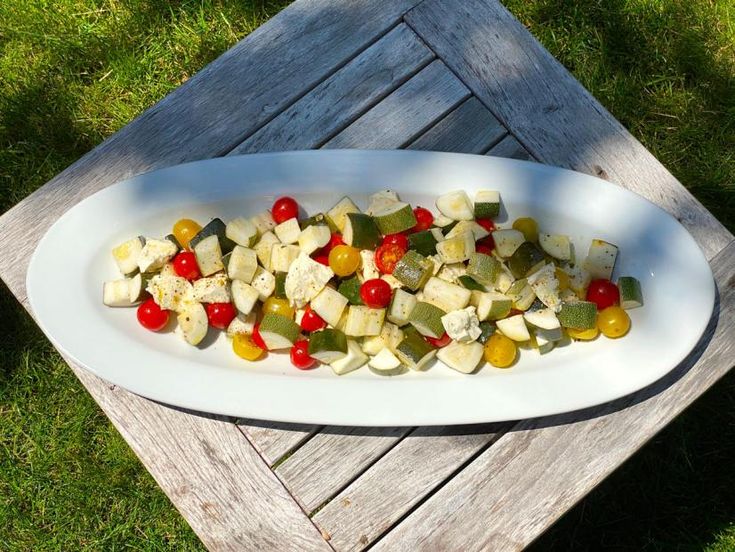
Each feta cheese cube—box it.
[192,273,231,303]
[441,306,481,343]
[285,253,335,308]
[138,238,177,273]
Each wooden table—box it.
[2,1,733,549]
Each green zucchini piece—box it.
[557,301,597,330]
[408,301,446,339]
[274,271,288,299]
[476,321,495,344]
[392,250,433,291]
[617,276,643,309]
[258,313,300,350]
[189,218,236,254]
[508,242,546,278]
[327,197,361,233]
[373,202,417,235]
[395,326,437,370]
[408,230,438,256]
[473,190,500,219]
[299,213,328,229]
[308,328,348,363]
[458,275,486,291]
[338,276,363,305]
[344,213,381,250]
[466,252,501,286]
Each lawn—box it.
[1,0,733,550]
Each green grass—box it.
[1,0,733,550]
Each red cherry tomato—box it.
[476,244,494,256]
[137,298,169,331]
[425,332,451,347]
[272,196,299,224]
[476,218,496,232]
[382,233,409,251]
[290,340,316,370]
[300,306,327,332]
[375,243,405,274]
[360,279,393,308]
[586,279,620,310]
[476,234,495,253]
[412,207,434,232]
[206,302,236,330]
[172,251,201,280]
[313,254,330,266]
[252,323,267,350]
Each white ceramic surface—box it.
[27,150,715,426]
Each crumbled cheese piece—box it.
[436,263,466,284]
[138,238,177,273]
[250,266,276,301]
[285,253,334,308]
[192,273,231,303]
[146,274,192,312]
[441,306,481,343]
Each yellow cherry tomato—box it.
[483,334,517,368]
[329,244,361,277]
[555,267,570,291]
[567,326,599,341]
[232,333,265,361]
[173,218,202,249]
[597,306,631,338]
[263,297,295,319]
[512,217,539,242]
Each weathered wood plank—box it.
[275,426,410,512]
[372,240,735,552]
[65,357,331,552]
[405,0,733,258]
[237,421,321,467]
[0,0,425,302]
[312,425,507,550]
[324,60,470,149]
[408,97,506,154]
[233,24,434,153]
[487,133,533,160]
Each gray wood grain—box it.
[324,60,470,149]
[487,134,533,160]
[233,24,434,153]
[275,426,410,512]
[238,420,321,466]
[405,0,733,258]
[0,0,424,302]
[312,425,507,550]
[409,97,507,153]
[65,356,331,551]
[372,240,735,551]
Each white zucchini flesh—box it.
[250,211,276,235]
[226,311,257,337]
[127,273,144,303]
[361,322,404,355]
[192,273,231,303]
[492,229,525,258]
[359,250,380,282]
[369,348,402,371]
[111,236,145,275]
[227,246,258,283]
[496,314,531,342]
[422,277,472,313]
[584,239,618,280]
[270,243,301,273]
[436,341,484,373]
[253,231,280,272]
[539,233,572,260]
[103,279,135,307]
[137,238,178,273]
[177,302,208,345]
[193,235,224,276]
[327,196,361,232]
[310,286,349,327]
[297,224,330,255]
[527,264,561,312]
[226,217,258,247]
[523,307,561,331]
[330,340,369,375]
[366,190,400,215]
[387,289,417,326]
[436,190,474,220]
[231,280,260,315]
[344,306,386,337]
[274,217,301,244]
[250,266,276,301]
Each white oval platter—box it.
[27,150,715,426]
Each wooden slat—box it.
[312,425,507,550]
[486,133,533,160]
[324,60,470,149]
[237,420,321,466]
[372,240,735,551]
[232,24,434,153]
[276,426,409,512]
[409,97,507,153]
[65,357,331,551]
[0,0,425,302]
[405,0,733,258]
